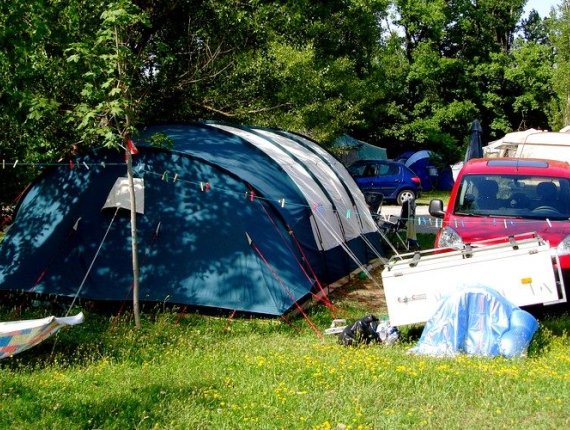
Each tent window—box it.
[102,177,145,214]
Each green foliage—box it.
[64,1,149,148]
[0,0,568,203]
[145,132,174,150]
[549,1,570,128]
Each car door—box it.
[373,162,401,198]
[353,161,400,198]
[353,161,379,190]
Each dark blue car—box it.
[348,159,422,205]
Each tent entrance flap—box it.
[102,177,145,214]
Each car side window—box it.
[362,164,377,177]
[387,164,399,175]
[377,163,398,176]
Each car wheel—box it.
[397,189,415,205]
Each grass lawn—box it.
[416,190,450,206]
[1,284,569,429]
[1,200,569,429]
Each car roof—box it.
[351,159,401,165]
[461,158,570,177]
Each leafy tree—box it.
[0,0,566,200]
[394,0,446,61]
[64,0,149,327]
[443,0,526,58]
[521,9,549,43]
[506,41,556,130]
[0,1,78,203]
[549,0,570,128]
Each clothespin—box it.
[82,162,89,170]
[546,218,552,227]
[249,190,255,202]
[503,219,507,229]
[101,161,106,168]
[13,160,18,168]
[126,139,139,155]
[279,198,286,208]
[173,173,178,183]
[161,171,168,181]
[2,160,4,169]
[69,160,75,170]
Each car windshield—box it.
[453,174,570,220]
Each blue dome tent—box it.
[396,150,454,191]
[0,123,382,316]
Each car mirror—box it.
[429,199,445,218]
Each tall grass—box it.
[416,190,450,206]
[1,296,569,429]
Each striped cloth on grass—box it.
[0,313,84,359]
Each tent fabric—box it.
[465,119,483,162]
[332,134,387,166]
[0,123,382,316]
[408,287,539,357]
[395,150,454,191]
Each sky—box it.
[524,0,560,17]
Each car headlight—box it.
[436,226,464,249]
[556,234,570,256]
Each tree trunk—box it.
[125,149,141,329]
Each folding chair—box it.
[363,191,384,222]
[379,197,416,251]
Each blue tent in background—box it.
[333,134,388,166]
[395,150,454,191]
[0,123,382,316]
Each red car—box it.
[429,158,570,290]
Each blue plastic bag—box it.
[409,287,538,358]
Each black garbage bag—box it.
[338,314,381,346]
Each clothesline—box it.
[2,158,559,229]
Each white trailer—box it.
[381,233,566,326]
[483,129,570,162]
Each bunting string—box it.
[3,157,565,229]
